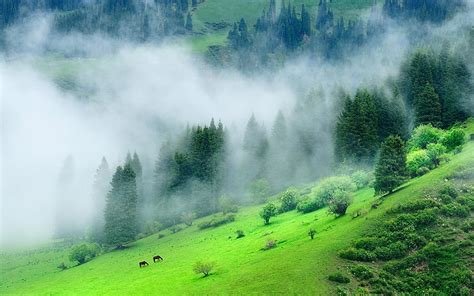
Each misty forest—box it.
[1,0,474,295]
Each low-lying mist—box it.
[1,5,473,247]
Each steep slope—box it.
[1,121,473,295]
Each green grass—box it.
[1,120,473,295]
[189,0,383,52]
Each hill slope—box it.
[1,122,473,295]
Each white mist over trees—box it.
[1,2,473,246]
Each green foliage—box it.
[335,90,380,163]
[218,195,239,214]
[374,136,407,194]
[235,230,245,239]
[441,128,465,151]
[193,261,215,277]
[407,124,444,150]
[248,179,271,203]
[328,272,350,284]
[69,243,100,265]
[260,202,277,225]
[426,142,447,167]
[341,179,473,294]
[296,198,323,214]
[308,229,316,239]
[104,164,138,247]
[351,170,373,189]
[350,265,373,280]
[312,176,356,205]
[328,190,353,216]
[198,214,235,230]
[407,149,431,176]
[263,239,277,250]
[278,188,300,213]
[181,212,197,226]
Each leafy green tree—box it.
[374,136,408,194]
[104,164,138,248]
[327,190,352,216]
[407,124,444,150]
[260,202,277,225]
[441,128,465,151]
[69,243,100,265]
[279,188,299,213]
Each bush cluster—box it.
[328,272,350,284]
[69,243,100,265]
[198,214,235,230]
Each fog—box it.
[1,5,473,247]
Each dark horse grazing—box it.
[139,261,149,268]
[153,255,163,262]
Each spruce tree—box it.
[90,157,111,243]
[374,135,407,194]
[104,164,138,248]
[185,12,193,31]
[415,83,442,127]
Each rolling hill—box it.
[1,120,473,295]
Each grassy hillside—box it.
[1,121,473,295]
[189,0,383,51]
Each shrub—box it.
[407,124,444,151]
[308,228,316,239]
[235,230,245,239]
[279,188,300,213]
[407,149,431,176]
[193,261,215,277]
[263,239,277,250]
[374,242,409,261]
[181,212,196,226]
[441,128,465,151]
[328,272,350,284]
[312,176,356,205]
[218,195,239,214]
[388,199,440,214]
[260,202,278,225]
[339,247,376,262]
[426,143,447,167]
[441,203,470,218]
[353,237,381,251]
[416,166,430,176]
[143,220,163,235]
[248,179,271,203]
[328,190,353,216]
[198,214,235,230]
[157,233,165,239]
[296,198,323,213]
[439,183,458,199]
[69,243,100,265]
[351,170,373,189]
[170,225,183,233]
[57,262,67,271]
[350,265,374,280]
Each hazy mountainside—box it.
[1,121,473,295]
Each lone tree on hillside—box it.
[374,135,408,195]
[104,164,138,248]
[260,202,277,225]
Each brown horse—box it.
[153,255,163,262]
[139,261,149,268]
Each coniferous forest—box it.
[1,0,474,295]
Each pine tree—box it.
[374,135,407,194]
[90,157,111,243]
[185,12,193,31]
[415,82,442,127]
[104,164,138,248]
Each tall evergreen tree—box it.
[90,157,111,243]
[104,164,138,248]
[374,135,407,194]
[185,12,193,31]
[415,83,442,127]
